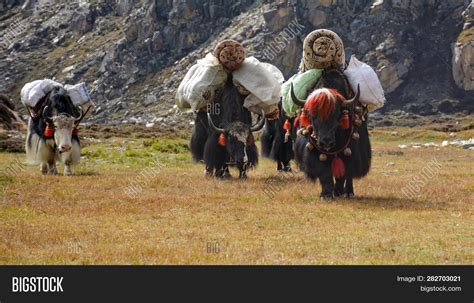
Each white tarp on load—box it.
[344,55,385,112]
[176,53,228,111]
[64,82,93,107]
[176,54,284,115]
[21,79,62,108]
[233,57,284,115]
[21,79,93,108]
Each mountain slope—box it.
[1,0,473,128]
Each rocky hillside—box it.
[1,0,473,128]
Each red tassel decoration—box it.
[340,111,350,129]
[44,124,54,138]
[247,136,254,146]
[331,156,345,178]
[283,119,291,131]
[293,115,299,129]
[218,133,226,146]
[300,110,310,128]
[72,127,78,136]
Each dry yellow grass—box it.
[0,127,473,264]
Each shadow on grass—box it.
[254,171,307,182]
[334,195,443,210]
[73,171,100,177]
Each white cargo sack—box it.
[344,55,385,111]
[64,82,94,107]
[21,80,93,109]
[176,53,228,111]
[233,57,284,115]
[21,79,63,108]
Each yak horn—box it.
[42,106,53,123]
[251,110,266,132]
[290,82,306,107]
[343,84,360,107]
[207,113,225,133]
[74,105,86,125]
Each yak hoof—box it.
[223,169,231,179]
[40,164,48,175]
[320,193,334,200]
[48,167,58,175]
[205,169,213,177]
[344,193,355,198]
[64,168,72,176]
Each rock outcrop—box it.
[453,1,474,91]
[0,94,23,130]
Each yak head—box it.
[208,112,265,171]
[291,84,359,151]
[42,87,84,153]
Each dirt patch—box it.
[79,124,191,140]
[0,131,25,153]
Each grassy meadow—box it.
[0,126,473,264]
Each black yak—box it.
[292,69,371,199]
[261,102,295,172]
[190,76,264,178]
[26,86,84,176]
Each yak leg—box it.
[215,169,224,178]
[345,178,354,198]
[277,161,283,171]
[205,167,214,177]
[223,166,231,178]
[64,165,72,176]
[214,165,226,178]
[282,160,292,172]
[319,169,334,200]
[64,159,72,176]
[40,163,48,175]
[334,177,345,197]
[278,161,292,172]
[48,160,58,175]
[237,163,247,179]
[215,165,231,179]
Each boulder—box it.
[70,3,96,35]
[116,0,134,16]
[308,10,327,27]
[263,6,294,32]
[0,95,23,131]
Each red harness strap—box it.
[43,125,79,138]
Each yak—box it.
[26,86,84,176]
[190,76,265,179]
[261,102,295,172]
[291,69,371,199]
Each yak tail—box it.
[25,130,42,165]
[260,122,274,158]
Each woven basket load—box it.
[213,39,246,71]
[299,29,345,72]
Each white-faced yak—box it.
[190,76,265,179]
[26,87,84,176]
[292,69,371,199]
